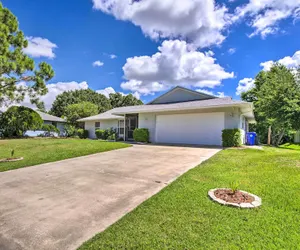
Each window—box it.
[95,122,100,130]
[119,120,124,135]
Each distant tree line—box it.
[49,89,143,124]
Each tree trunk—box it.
[276,129,285,146]
[267,126,272,145]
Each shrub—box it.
[106,128,117,139]
[42,124,59,134]
[107,134,116,141]
[0,106,43,137]
[64,124,77,137]
[77,129,89,139]
[95,129,106,139]
[96,128,117,140]
[222,129,242,147]
[133,128,149,143]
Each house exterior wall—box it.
[138,113,156,142]
[137,107,248,145]
[224,109,240,129]
[85,120,119,139]
[43,121,52,125]
[295,131,300,143]
[224,108,247,144]
[56,122,66,135]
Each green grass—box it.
[0,138,130,172]
[280,143,300,151]
[80,147,300,249]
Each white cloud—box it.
[205,50,215,57]
[96,87,117,97]
[93,60,104,67]
[196,89,214,96]
[228,48,236,54]
[96,86,141,100]
[234,0,300,38]
[121,40,234,96]
[92,0,231,48]
[216,92,226,98]
[110,54,117,59]
[196,89,226,98]
[132,92,141,100]
[23,36,57,59]
[260,51,300,71]
[236,78,255,95]
[1,81,89,111]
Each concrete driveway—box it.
[0,144,221,250]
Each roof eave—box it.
[112,102,253,116]
[77,116,124,122]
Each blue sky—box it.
[3,0,300,108]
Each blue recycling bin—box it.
[246,132,257,146]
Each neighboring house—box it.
[25,111,66,137]
[295,131,300,143]
[78,86,255,146]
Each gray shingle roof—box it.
[77,97,254,122]
[77,110,123,122]
[36,111,66,123]
[111,97,252,115]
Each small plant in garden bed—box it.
[208,185,261,208]
[229,180,240,194]
[208,179,262,208]
[214,189,255,204]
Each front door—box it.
[126,114,138,140]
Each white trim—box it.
[113,103,253,118]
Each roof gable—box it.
[148,86,216,105]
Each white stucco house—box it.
[78,86,255,146]
[25,111,66,137]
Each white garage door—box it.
[155,113,224,146]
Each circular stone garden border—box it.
[0,157,24,163]
[208,188,262,208]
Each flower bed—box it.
[0,157,24,163]
[208,188,261,208]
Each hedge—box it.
[133,128,149,143]
[95,128,117,141]
[222,129,242,147]
[77,129,89,139]
[95,129,106,140]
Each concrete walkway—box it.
[0,144,221,250]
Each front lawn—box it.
[80,147,300,249]
[280,143,300,151]
[0,138,130,172]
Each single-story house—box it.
[25,111,66,137]
[78,86,255,146]
[295,131,300,143]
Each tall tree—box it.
[109,93,143,108]
[242,64,300,145]
[0,3,54,107]
[64,101,99,125]
[50,89,111,117]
